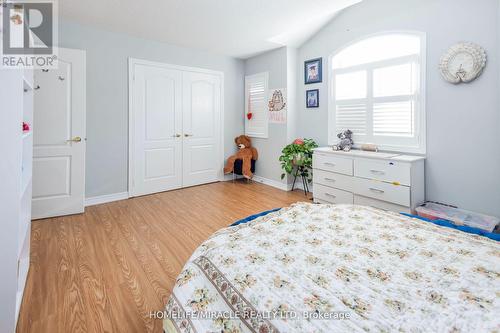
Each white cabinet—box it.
[312,148,425,213]
[0,67,33,332]
[18,70,33,323]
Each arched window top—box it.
[332,33,422,69]
[328,32,426,154]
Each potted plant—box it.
[279,138,318,193]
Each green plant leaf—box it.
[278,138,318,178]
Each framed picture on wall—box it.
[304,58,322,84]
[306,89,319,108]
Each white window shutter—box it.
[245,72,269,138]
[335,102,367,136]
[373,100,414,137]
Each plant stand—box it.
[279,138,318,197]
[290,167,310,196]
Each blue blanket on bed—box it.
[401,213,499,241]
[230,208,499,241]
[230,208,281,226]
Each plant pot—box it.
[292,153,305,166]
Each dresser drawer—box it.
[313,153,353,176]
[352,178,410,207]
[313,169,353,192]
[314,184,354,204]
[354,158,411,185]
[354,195,411,214]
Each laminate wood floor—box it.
[17,181,308,333]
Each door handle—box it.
[67,136,82,143]
[324,178,336,182]
[325,193,337,198]
[369,188,385,194]
[184,134,193,137]
[370,169,385,175]
[172,134,181,138]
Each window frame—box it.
[328,32,427,154]
[245,72,269,138]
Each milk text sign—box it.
[1,0,58,68]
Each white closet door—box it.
[182,71,222,187]
[131,64,183,197]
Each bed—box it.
[163,203,500,333]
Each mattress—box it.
[163,203,500,333]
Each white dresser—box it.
[312,147,425,214]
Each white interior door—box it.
[32,48,86,219]
[130,63,183,197]
[182,71,222,187]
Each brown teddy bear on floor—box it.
[224,135,258,179]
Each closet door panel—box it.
[182,72,221,187]
[131,64,183,196]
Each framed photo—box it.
[306,89,319,108]
[304,58,322,84]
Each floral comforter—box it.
[164,203,500,333]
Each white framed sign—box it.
[268,88,287,124]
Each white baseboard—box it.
[85,191,129,207]
[224,174,314,193]
[252,175,289,191]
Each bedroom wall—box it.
[245,47,289,184]
[58,21,245,198]
[295,0,500,217]
[286,47,299,143]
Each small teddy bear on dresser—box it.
[332,130,354,152]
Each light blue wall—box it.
[295,0,500,217]
[245,47,289,183]
[59,0,500,218]
[58,21,245,198]
[286,47,299,143]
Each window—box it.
[245,72,269,138]
[329,33,426,153]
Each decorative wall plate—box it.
[439,42,487,84]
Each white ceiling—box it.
[59,0,361,59]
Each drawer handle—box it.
[325,193,337,198]
[324,177,336,182]
[370,169,385,175]
[369,188,385,194]
[324,162,336,167]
